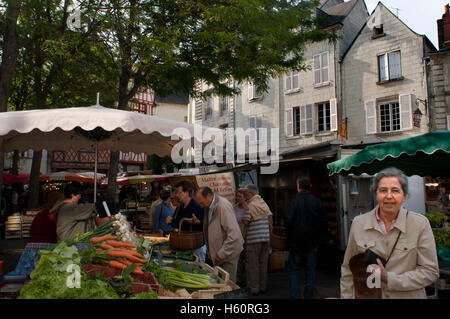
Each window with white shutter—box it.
[317,102,331,132]
[377,51,402,82]
[285,71,300,93]
[399,94,413,131]
[379,101,400,132]
[313,52,329,85]
[248,82,262,101]
[365,100,377,134]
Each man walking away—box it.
[284,176,328,299]
[243,184,273,295]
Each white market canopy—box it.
[0,104,223,156]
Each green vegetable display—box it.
[143,261,211,291]
[425,212,448,228]
[19,241,120,299]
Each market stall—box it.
[1,212,240,299]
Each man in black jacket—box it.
[284,176,328,299]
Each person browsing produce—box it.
[167,181,206,263]
[51,182,99,241]
[195,186,244,283]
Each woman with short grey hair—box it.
[370,167,409,198]
[341,167,439,299]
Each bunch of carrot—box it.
[90,234,147,275]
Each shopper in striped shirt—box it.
[243,184,273,295]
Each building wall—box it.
[341,3,430,145]
[279,39,339,155]
[153,103,188,123]
[429,52,450,130]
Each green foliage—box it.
[434,229,450,249]
[76,0,336,100]
[425,211,447,228]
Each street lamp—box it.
[413,108,423,128]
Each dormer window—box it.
[372,24,385,39]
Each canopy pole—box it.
[94,142,98,203]
[96,92,100,105]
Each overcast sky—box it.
[362,0,445,49]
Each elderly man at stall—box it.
[341,167,439,299]
[195,187,244,283]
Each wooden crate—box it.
[5,216,22,239]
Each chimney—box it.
[438,4,450,49]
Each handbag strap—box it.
[386,211,408,264]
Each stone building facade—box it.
[429,4,450,131]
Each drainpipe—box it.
[423,56,431,131]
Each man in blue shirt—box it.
[167,181,206,263]
[153,189,174,236]
[168,181,204,231]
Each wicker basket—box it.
[169,218,204,251]
[270,226,287,251]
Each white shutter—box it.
[300,105,306,135]
[399,94,413,130]
[321,52,329,83]
[285,108,293,137]
[365,100,377,134]
[329,98,338,132]
[248,83,253,100]
[285,74,291,91]
[293,71,299,90]
[305,104,314,134]
[313,54,321,84]
[388,51,401,79]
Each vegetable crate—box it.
[190,264,240,299]
[5,216,22,239]
[21,216,35,239]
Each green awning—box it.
[327,131,450,177]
